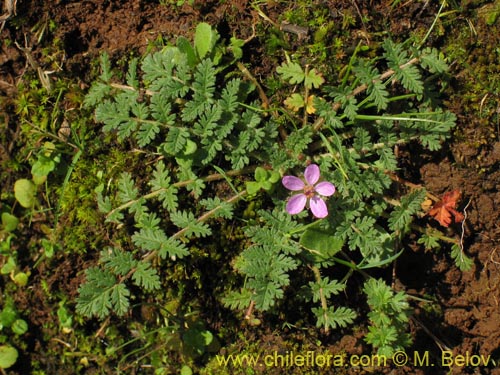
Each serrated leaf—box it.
[420,47,448,73]
[76,267,116,319]
[164,127,190,155]
[309,277,345,303]
[132,227,168,252]
[110,283,130,316]
[451,244,473,271]
[117,172,138,204]
[388,189,426,232]
[276,61,304,85]
[137,120,160,147]
[284,93,305,111]
[312,306,356,330]
[98,52,112,82]
[132,262,160,291]
[222,289,253,310]
[199,197,233,219]
[159,237,190,259]
[126,57,139,88]
[170,211,211,237]
[304,68,325,89]
[101,248,136,276]
[417,233,441,250]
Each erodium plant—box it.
[78,23,457,354]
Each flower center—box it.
[304,185,315,199]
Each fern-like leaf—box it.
[312,306,356,330]
[170,211,212,237]
[132,262,161,291]
[163,126,190,155]
[76,267,120,319]
[150,161,178,212]
[182,58,216,121]
[221,289,253,310]
[101,248,136,276]
[388,188,426,233]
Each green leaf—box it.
[194,22,217,59]
[309,277,345,303]
[110,283,130,316]
[1,212,19,232]
[420,47,448,74]
[222,289,253,310]
[0,303,17,327]
[182,59,216,121]
[13,272,29,287]
[98,52,112,82]
[229,36,245,59]
[126,57,139,88]
[132,262,160,291]
[284,93,305,111]
[171,211,211,237]
[183,328,213,356]
[132,227,169,252]
[300,226,344,261]
[164,127,190,155]
[11,319,28,335]
[276,61,304,85]
[101,248,136,276]
[417,233,441,250]
[14,179,36,208]
[0,345,18,369]
[1,256,16,275]
[451,244,473,271]
[150,161,178,212]
[246,181,261,195]
[199,197,233,219]
[117,172,139,204]
[177,36,197,66]
[304,68,325,89]
[159,237,190,259]
[76,267,116,318]
[312,306,356,330]
[388,189,426,233]
[31,142,58,179]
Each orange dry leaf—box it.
[428,190,465,227]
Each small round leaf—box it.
[0,345,18,369]
[14,179,36,208]
[1,213,19,232]
[11,319,28,335]
[13,272,29,287]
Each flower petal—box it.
[304,164,320,185]
[314,181,336,197]
[286,194,307,215]
[310,196,328,218]
[282,176,305,191]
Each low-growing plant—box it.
[0,296,28,370]
[78,21,465,362]
[363,278,412,356]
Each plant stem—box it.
[105,165,256,219]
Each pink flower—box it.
[282,164,336,219]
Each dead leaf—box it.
[428,190,465,227]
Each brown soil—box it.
[1,1,499,374]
